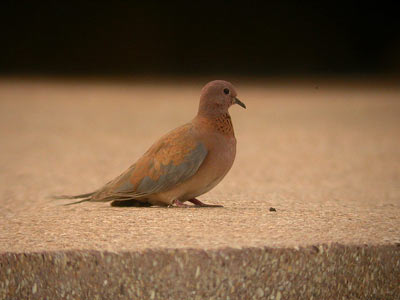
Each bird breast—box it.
[152,115,237,203]
[183,131,236,199]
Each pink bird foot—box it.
[188,198,223,207]
[169,199,190,208]
[169,199,223,207]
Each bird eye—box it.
[223,88,230,95]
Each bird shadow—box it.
[110,199,223,208]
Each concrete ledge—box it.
[1,79,400,299]
[1,244,399,299]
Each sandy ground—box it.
[0,77,399,252]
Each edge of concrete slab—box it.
[1,243,399,300]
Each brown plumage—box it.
[56,80,246,207]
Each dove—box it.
[56,80,246,207]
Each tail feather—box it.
[63,198,92,206]
[52,192,95,200]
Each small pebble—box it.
[32,283,37,294]
[256,287,264,297]
[269,207,276,212]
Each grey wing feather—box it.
[90,142,208,202]
[136,142,207,195]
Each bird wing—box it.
[91,123,208,201]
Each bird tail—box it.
[51,192,96,205]
[52,192,95,199]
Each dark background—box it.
[1,2,399,77]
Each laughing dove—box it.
[57,80,246,207]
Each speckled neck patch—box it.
[214,113,234,135]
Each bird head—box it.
[198,80,246,116]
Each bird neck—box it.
[195,112,235,136]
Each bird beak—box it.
[234,97,246,109]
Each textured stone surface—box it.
[0,77,399,298]
[1,245,399,299]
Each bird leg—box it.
[188,198,223,207]
[170,199,223,208]
[170,199,190,208]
